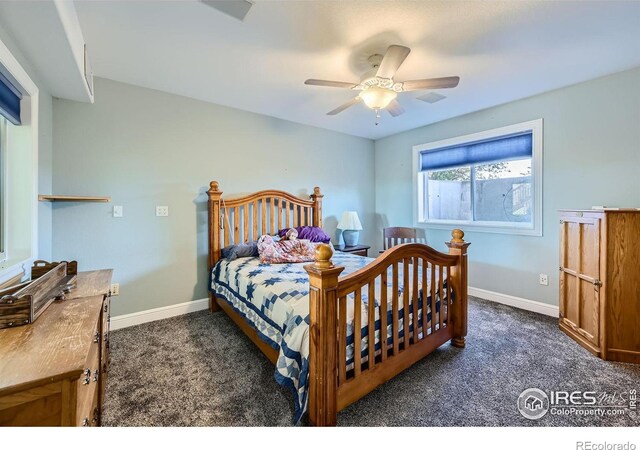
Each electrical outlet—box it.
[113,205,123,218]
[110,283,120,296]
[539,274,549,286]
[156,206,169,217]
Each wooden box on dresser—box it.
[559,210,640,363]
[0,270,112,426]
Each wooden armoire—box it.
[559,209,640,363]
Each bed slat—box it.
[447,266,452,325]
[412,257,419,344]
[421,258,428,337]
[224,210,230,246]
[403,259,410,348]
[392,263,399,356]
[430,263,436,333]
[270,199,275,234]
[260,200,266,235]
[440,266,451,327]
[338,295,347,384]
[381,269,388,362]
[244,205,249,243]
[233,207,240,244]
[285,200,290,228]
[367,281,375,370]
[252,201,258,241]
[439,265,444,331]
[354,288,362,377]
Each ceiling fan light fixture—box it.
[360,87,397,110]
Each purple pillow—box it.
[278,226,331,243]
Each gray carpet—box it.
[103,297,640,426]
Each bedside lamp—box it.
[338,211,363,246]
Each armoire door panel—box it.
[564,222,580,272]
[561,273,579,326]
[581,222,600,279]
[559,216,601,346]
[579,278,599,343]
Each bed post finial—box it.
[446,228,470,348]
[311,187,323,228]
[304,245,344,426]
[209,181,221,196]
[208,181,223,312]
[314,243,333,269]
[451,228,465,243]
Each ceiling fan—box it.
[305,45,460,124]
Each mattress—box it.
[210,251,446,423]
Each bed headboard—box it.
[207,181,323,267]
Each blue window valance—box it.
[419,131,532,172]
[0,71,21,125]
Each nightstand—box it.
[335,244,370,257]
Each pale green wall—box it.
[375,67,640,306]
[52,69,640,316]
[52,78,375,316]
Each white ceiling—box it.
[69,1,640,138]
[0,1,93,103]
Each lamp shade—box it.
[337,211,363,231]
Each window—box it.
[414,119,542,236]
[0,116,5,261]
[0,38,38,284]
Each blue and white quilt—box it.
[210,252,445,423]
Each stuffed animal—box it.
[281,228,299,241]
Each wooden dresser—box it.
[559,210,640,363]
[0,270,112,426]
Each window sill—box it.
[0,260,28,286]
[416,221,542,237]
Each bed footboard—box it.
[304,229,470,426]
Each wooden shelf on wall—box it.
[38,195,111,203]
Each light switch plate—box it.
[110,283,120,296]
[156,206,169,217]
[113,205,123,218]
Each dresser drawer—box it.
[76,318,101,426]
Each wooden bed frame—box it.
[207,181,470,426]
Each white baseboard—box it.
[110,287,558,331]
[110,297,209,331]
[469,286,559,317]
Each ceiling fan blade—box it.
[376,45,411,79]
[386,99,405,117]
[401,76,460,91]
[327,97,361,115]
[305,79,358,89]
